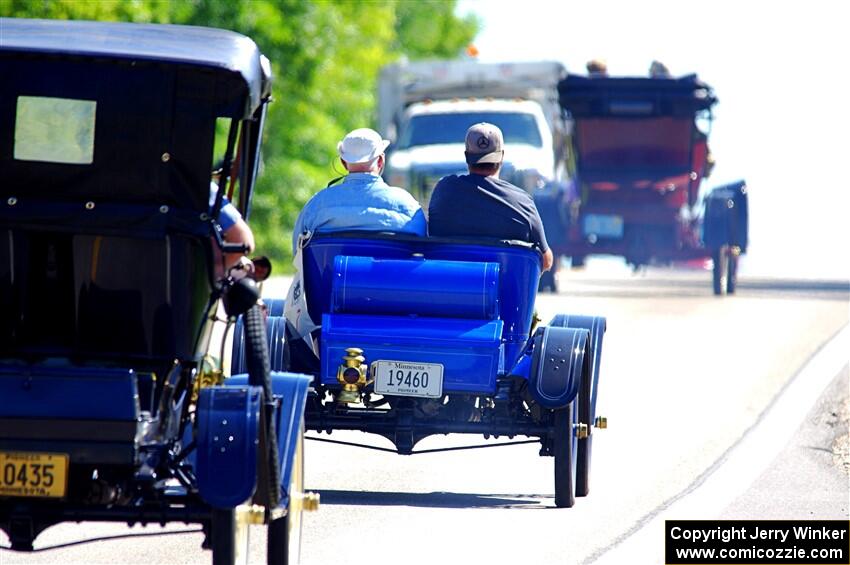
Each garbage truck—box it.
[378,60,568,208]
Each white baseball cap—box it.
[337,128,391,164]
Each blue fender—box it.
[270,371,312,507]
[527,326,589,409]
[702,180,748,252]
[549,314,606,420]
[196,385,262,509]
[226,372,312,509]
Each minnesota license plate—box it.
[583,214,624,239]
[373,360,443,398]
[0,451,69,498]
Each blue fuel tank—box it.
[330,255,500,320]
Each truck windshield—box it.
[397,112,543,149]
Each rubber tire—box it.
[267,430,304,565]
[553,403,577,508]
[712,247,728,296]
[575,362,592,497]
[538,269,557,293]
[211,508,249,565]
[244,304,281,510]
[726,252,738,294]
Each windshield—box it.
[397,111,543,149]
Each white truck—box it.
[378,59,568,208]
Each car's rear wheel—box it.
[211,508,250,565]
[553,403,577,508]
[538,269,557,293]
[575,365,592,497]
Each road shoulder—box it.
[720,367,849,520]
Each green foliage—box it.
[395,0,480,60]
[0,0,479,268]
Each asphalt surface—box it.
[1,267,847,565]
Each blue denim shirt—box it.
[209,182,241,231]
[291,173,427,253]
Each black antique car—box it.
[0,18,313,564]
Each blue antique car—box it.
[0,18,313,564]
[263,232,607,508]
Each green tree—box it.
[394,0,479,59]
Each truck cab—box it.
[385,98,555,206]
[378,60,567,208]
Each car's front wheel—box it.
[211,508,250,565]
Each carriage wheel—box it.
[244,304,282,508]
[726,249,739,294]
[538,269,557,293]
[712,247,728,296]
[268,428,305,565]
[211,508,250,565]
[553,403,578,508]
[575,365,593,497]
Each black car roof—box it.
[559,74,717,117]
[0,18,272,213]
[0,17,270,115]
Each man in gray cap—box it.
[291,127,426,253]
[428,122,553,271]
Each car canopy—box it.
[558,74,717,188]
[0,18,271,216]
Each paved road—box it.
[1,267,847,565]
[720,367,848,520]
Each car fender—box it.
[528,326,589,409]
[549,314,606,418]
[226,372,312,508]
[196,385,262,509]
[703,181,748,251]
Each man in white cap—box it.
[429,122,553,271]
[285,128,425,373]
[291,127,426,253]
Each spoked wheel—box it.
[553,402,578,508]
[268,429,305,565]
[712,246,729,296]
[211,508,250,565]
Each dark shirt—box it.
[428,173,550,252]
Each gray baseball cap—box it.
[464,122,504,165]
